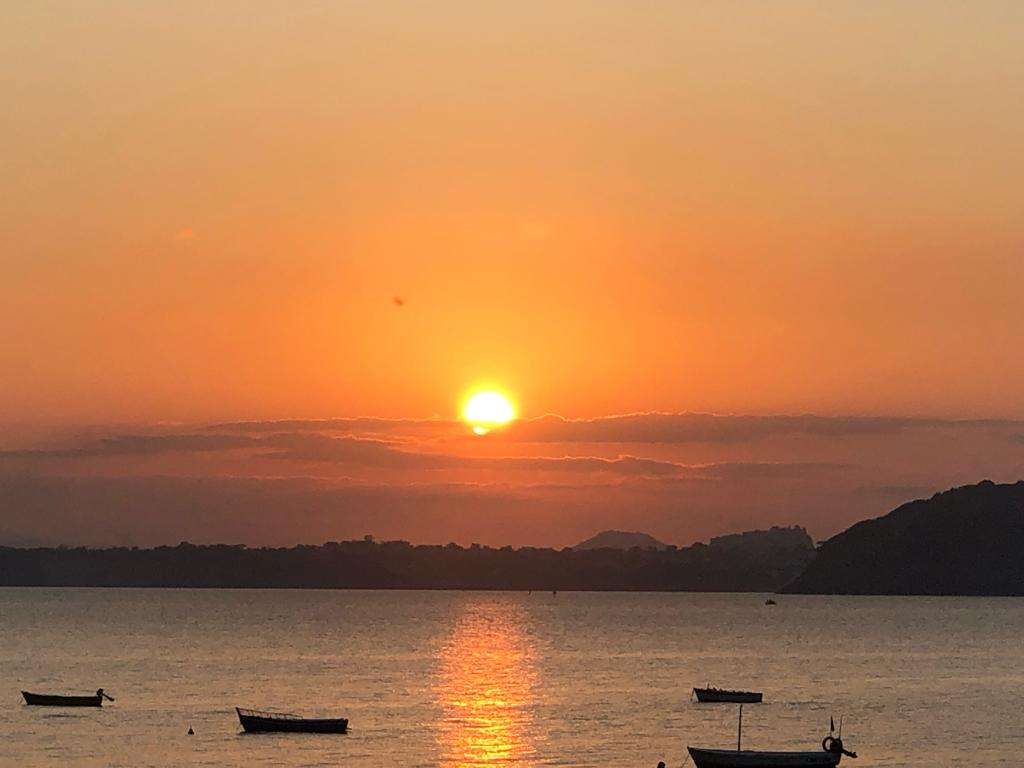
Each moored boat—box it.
[694,687,763,703]
[236,707,348,734]
[22,689,114,707]
[688,706,857,768]
[687,746,842,767]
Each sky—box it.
[2,2,1023,547]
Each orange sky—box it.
[3,1,1023,425]
[1,3,1023,546]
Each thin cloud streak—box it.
[201,412,1024,445]
[206,417,459,435]
[499,413,1023,444]
[0,434,260,459]
[0,430,846,480]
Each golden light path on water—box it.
[435,601,538,767]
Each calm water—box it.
[2,589,1023,767]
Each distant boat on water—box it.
[765,598,777,605]
[22,689,114,707]
[236,707,348,734]
[694,687,763,703]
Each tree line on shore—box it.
[0,526,814,591]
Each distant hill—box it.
[784,480,1024,595]
[573,530,669,551]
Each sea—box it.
[2,589,1023,767]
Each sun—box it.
[462,390,516,435]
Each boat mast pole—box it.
[737,704,743,751]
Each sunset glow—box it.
[463,391,516,435]
[436,601,536,766]
[1,1,1021,552]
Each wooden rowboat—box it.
[236,707,348,734]
[22,689,114,707]
[687,747,842,767]
[688,706,856,768]
[694,687,763,703]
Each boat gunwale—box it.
[687,746,841,767]
[236,707,308,721]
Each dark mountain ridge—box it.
[784,480,1024,595]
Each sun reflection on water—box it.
[436,601,538,767]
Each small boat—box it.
[22,689,114,707]
[765,598,777,605]
[687,746,846,767]
[694,687,763,703]
[688,706,856,767]
[236,707,348,734]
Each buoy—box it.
[187,725,194,735]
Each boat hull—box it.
[688,747,841,768]
[237,708,348,734]
[694,688,763,703]
[22,691,103,707]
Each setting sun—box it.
[463,391,516,435]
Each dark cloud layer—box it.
[201,412,1022,444]
[0,434,259,459]
[0,430,844,481]
[269,433,844,479]
[206,417,458,436]
[1,413,1020,549]
[262,433,687,475]
[500,413,1020,444]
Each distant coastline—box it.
[0,526,814,592]
[3,480,1021,594]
